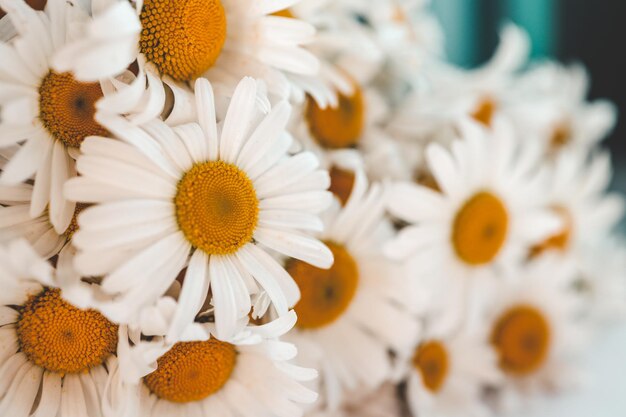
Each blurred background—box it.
[431,1,626,416]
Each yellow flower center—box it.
[471,96,496,127]
[144,339,237,403]
[139,0,227,81]
[490,305,550,376]
[305,86,365,149]
[16,288,118,375]
[175,161,259,255]
[412,340,449,392]
[38,71,108,148]
[272,9,294,18]
[287,241,359,329]
[550,122,571,149]
[530,206,572,257]
[63,203,90,242]
[328,166,355,206]
[452,191,508,265]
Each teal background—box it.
[431,0,558,66]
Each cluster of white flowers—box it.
[0,0,624,416]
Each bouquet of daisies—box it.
[0,0,623,416]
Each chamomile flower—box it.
[508,62,616,155]
[389,24,530,143]
[54,0,322,102]
[65,77,333,340]
[0,239,126,417]
[0,0,112,233]
[113,312,318,417]
[385,120,561,308]
[576,237,626,324]
[285,170,419,410]
[529,148,624,259]
[487,255,586,412]
[400,319,501,417]
[306,383,402,417]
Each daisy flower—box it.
[285,169,419,410]
[486,255,586,412]
[65,77,333,340]
[576,236,626,324]
[113,311,318,417]
[385,120,561,307]
[529,148,624,259]
[400,318,501,417]
[54,0,322,102]
[0,239,127,417]
[507,62,617,155]
[388,23,530,142]
[0,0,114,233]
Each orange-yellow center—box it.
[452,191,508,265]
[412,340,449,392]
[38,71,108,148]
[272,9,294,18]
[550,122,572,149]
[530,206,572,257]
[144,339,237,403]
[328,166,355,206]
[175,161,259,255]
[63,203,90,242]
[305,86,365,149]
[471,96,496,127]
[16,288,118,374]
[139,0,227,81]
[490,305,550,376]
[287,241,359,329]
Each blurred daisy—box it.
[400,319,501,417]
[0,239,124,417]
[487,256,586,412]
[285,169,418,410]
[306,383,403,417]
[292,52,411,181]
[385,120,561,307]
[54,0,321,102]
[530,149,624,258]
[116,312,318,417]
[65,77,333,340]
[576,237,626,324]
[389,24,530,143]
[0,0,111,232]
[508,62,616,155]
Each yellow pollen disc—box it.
[530,206,572,258]
[452,191,508,265]
[305,86,365,149]
[144,339,237,403]
[490,305,551,376]
[287,241,359,329]
[471,96,496,127]
[16,288,118,374]
[328,166,355,206]
[272,9,294,18]
[550,122,571,149]
[412,340,449,392]
[175,161,259,255]
[63,203,90,242]
[139,0,227,81]
[38,71,108,148]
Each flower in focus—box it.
[65,77,333,340]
